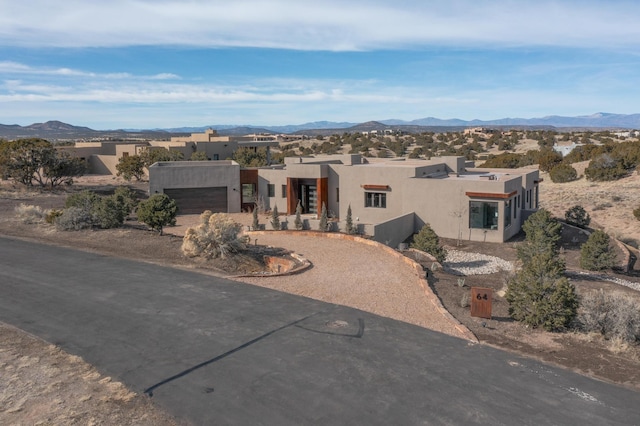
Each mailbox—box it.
[470,287,493,319]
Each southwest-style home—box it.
[149,154,540,247]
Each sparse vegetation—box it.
[14,203,47,224]
[577,290,640,343]
[318,202,328,232]
[294,200,303,230]
[182,211,247,259]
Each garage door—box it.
[164,187,228,215]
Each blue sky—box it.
[1,0,639,129]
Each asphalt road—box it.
[0,236,639,425]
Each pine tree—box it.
[411,223,446,263]
[318,202,328,232]
[580,230,617,271]
[345,204,355,235]
[270,205,280,230]
[294,200,303,230]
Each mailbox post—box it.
[470,287,493,319]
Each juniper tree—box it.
[411,223,446,263]
[270,205,281,230]
[294,200,303,230]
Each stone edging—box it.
[246,230,478,342]
[230,252,312,278]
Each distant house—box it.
[553,142,581,157]
[149,155,540,246]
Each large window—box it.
[242,183,256,204]
[267,184,275,197]
[469,201,498,229]
[365,192,386,208]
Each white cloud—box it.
[0,1,638,50]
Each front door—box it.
[299,183,317,214]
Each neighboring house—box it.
[57,129,278,175]
[553,142,582,157]
[149,155,540,246]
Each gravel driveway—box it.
[230,232,469,339]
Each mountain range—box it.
[1,113,639,141]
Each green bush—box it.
[564,205,590,228]
[294,201,303,230]
[577,290,640,343]
[580,230,617,271]
[505,252,578,331]
[136,194,178,235]
[634,206,640,221]
[517,209,562,264]
[584,154,627,181]
[344,204,355,235]
[318,202,328,232]
[549,163,578,183]
[116,154,145,181]
[411,223,447,263]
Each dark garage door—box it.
[164,187,228,215]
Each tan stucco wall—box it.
[148,161,242,213]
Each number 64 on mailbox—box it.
[470,287,493,319]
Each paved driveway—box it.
[1,236,639,425]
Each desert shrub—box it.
[55,206,93,231]
[116,154,145,181]
[577,290,640,343]
[564,205,590,228]
[584,154,627,181]
[549,163,578,183]
[65,190,100,212]
[112,186,138,219]
[182,211,247,259]
[505,252,578,331]
[270,205,281,230]
[634,206,640,221]
[45,209,63,224]
[580,230,617,271]
[411,223,447,263]
[460,293,470,308]
[14,203,46,224]
[136,193,178,235]
[537,149,563,172]
[93,196,124,229]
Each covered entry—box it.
[286,177,328,215]
[164,187,228,215]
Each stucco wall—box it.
[148,161,242,213]
[371,212,416,248]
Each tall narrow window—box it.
[336,188,340,203]
[281,184,287,198]
[504,199,512,228]
[242,183,255,204]
[267,184,275,197]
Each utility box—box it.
[470,287,493,319]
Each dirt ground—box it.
[1,173,640,424]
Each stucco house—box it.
[149,155,540,246]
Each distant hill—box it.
[0,121,187,141]
[1,113,639,141]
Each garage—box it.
[163,187,228,215]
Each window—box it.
[505,199,512,228]
[513,197,517,219]
[267,184,275,197]
[242,183,255,204]
[469,201,499,230]
[281,184,287,198]
[336,188,340,203]
[365,192,386,208]
[213,154,219,161]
